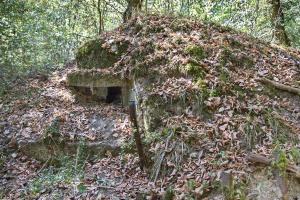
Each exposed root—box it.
[258,77,300,95]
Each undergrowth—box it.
[243,109,298,151]
[179,177,247,200]
[25,142,87,198]
[184,45,207,60]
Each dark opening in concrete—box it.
[106,87,122,104]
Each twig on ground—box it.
[152,131,174,183]
[36,157,51,175]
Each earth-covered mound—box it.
[2,14,300,199]
[68,15,300,198]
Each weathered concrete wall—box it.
[67,71,128,87]
[133,78,209,132]
[67,71,132,106]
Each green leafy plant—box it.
[185,62,206,80]
[289,147,300,163]
[272,145,288,176]
[44,117,61,138]
[186,179,196,200]
[221,178,247,200]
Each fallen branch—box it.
[258,77,300,95]
[247,153,300,179]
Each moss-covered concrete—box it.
[76,38,129,69]
[67,71,130,87]
[20,138,121,163]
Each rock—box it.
[7,136,18,150]
[247,168,300,200]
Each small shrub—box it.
[264,110,295,144]
[187,179,196,191]
[44,117,61,139]
[121,136,136,154]
[163,186,175,200]
[219,65,230,81]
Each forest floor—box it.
[1,63,300,200]
[0,66,154,199]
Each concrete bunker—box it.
[67,71,131,105]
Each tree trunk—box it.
[123,0,143,23]
[97,0,105,35]
[270,0,291,46]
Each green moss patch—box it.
[185,44,207,60]
[76,39,129,69]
